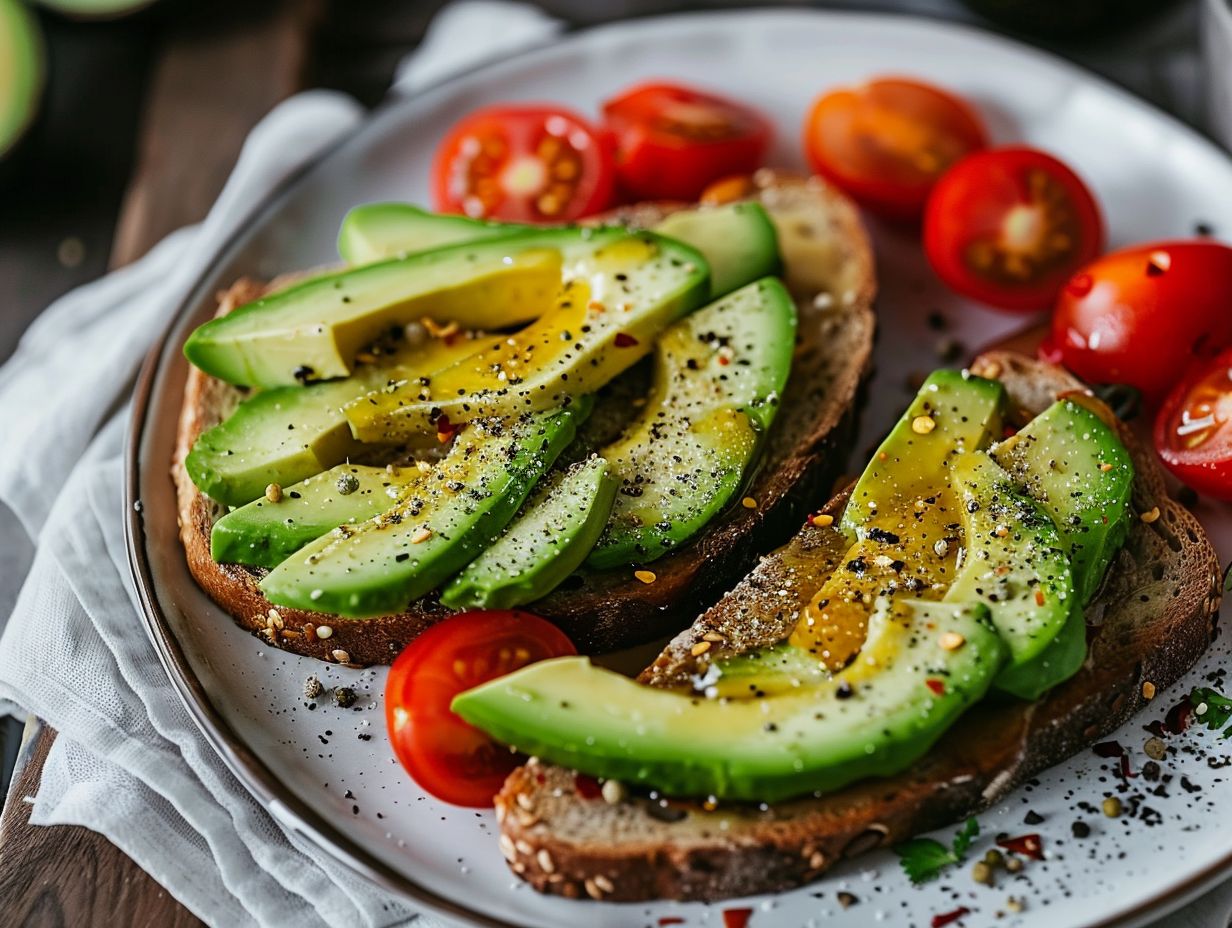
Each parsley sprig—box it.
[895,817,979,884]
[1190,687,1232,736]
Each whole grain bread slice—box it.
[489,350,1222,903]
[172,173,877,664]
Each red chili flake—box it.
[1165,698,1193,735]
[997,833,1043,860]
[926,679,946,696]
[1119,754,1137,779]
[1002,424,1019,439]
[614,332,639,348]
[1034,589,1046,606]
[1093,740,1124,758]
[435,413,459,444]
[1065,272,1094,297]
[658,920,686,927]
[574,773,602,799]
[717,355,731,366]
[722,908,754,928]
[931,907,970,928]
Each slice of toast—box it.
[172,174,877,665]
[489,351,1222,903]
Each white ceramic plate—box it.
[127,10,1232,928]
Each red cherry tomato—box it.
[1051,241,1232,401]
[431,105,615,222]
[385,610,576,807]
[1155,345,1232,500]
[924,147,1103,312]
[803,76,988,220]
[601,81,773,202]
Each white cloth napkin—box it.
[0,2,1226,927]
[0,4,559,927]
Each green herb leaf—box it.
[894,838,956,884]
[895,817,981,884]
[1190,687,1232,735]
[950,817,979,859]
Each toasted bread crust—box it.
[173,175,877,663]
[490,351,1222,903]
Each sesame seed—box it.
[1140,506,1161,523]
[810,513,834,527]
[911,415,936,434]
[812,292,834,310]
[933,539,949,558]
[265,483,282,503]
[601,779,627,804]
[331,648,350,663]
[416,460,433,474]
[316,625,333,640]
[536,849,555,873]
[1006,897,1025,914]
[267,609,284,629]
[411,527,433,543]
[995,525,1010,537]
[593,874,614,893]
[1100,462,1114,472]
[516,793,534,811]
[691,641,712,656]
[1142,681,1156,700]
[703,632,725,642]
[974,360,1002,379]
[583,878,603,900]
[741,496,758,509]
[939,632,965,651]
[634,570,656,584]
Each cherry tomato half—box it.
[1051,240,1232,401]
[803,76,988,220]
[431,105,615,222]
[601,81,773,202]
[1156,346,1232,500]
[385,610,576,807]
[924,147,1103,312]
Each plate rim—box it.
[123,8,1232,927]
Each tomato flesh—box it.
[432,105,615,222]
[924,147,1103,312]
[1052,240,1232,401]
[385,610,576,807]
[602,81,772,201]
[1156,346,1232,500]
[804,76,987,219]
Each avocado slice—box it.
[335,201,778,299]
[338,203,519,265]
[183,228,626,389]
[344,232,709,442]
[790,371,1005,669]
[945,451,1077,696]
[991,399,1133,604]
[0,0,43,159]
[210,464,416,570]
[586,277,797,569]
[453,597,1006,802]
[260,404,584,617]
[652,202,781,298]
[34,0,156,18]
[440,455,617,610]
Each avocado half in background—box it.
[0,0,45,160]
[33,0,158,20]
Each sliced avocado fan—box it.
[0,0,44,159]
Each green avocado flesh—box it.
[343,232,710,442]
[586,277,797,569]
[841,370,1006,539]
[651,202,780,298]
[944,451,1075,694]
[185,337,483,507]
[338,204,519,265]
[333,200,779,300]
[183,228,627,389]
[990,399,1133,604]
[454,597,1006,802]
[441,455,617,609]
[259,405,582,617]
[210,464,415,569]
[0,0,43,158]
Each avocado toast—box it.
[173,173,876,664]
[458,351,1220,902]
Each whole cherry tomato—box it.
[385,610,576,807]
[601,81,772,202]
[804,76,988,219]
[924,147,1103,312]
[432,105,615,222]
[1051,240,1232,400]
[1156,345,1232,500]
